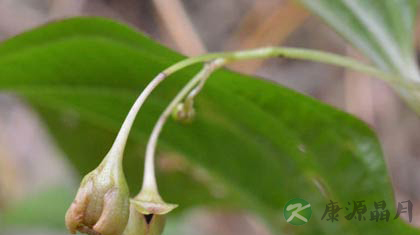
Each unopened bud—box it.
[123,190,177,235]
[65,151,130,235]
[172,102,195,123]
[122,202,166,235]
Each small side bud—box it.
[171,102,195,123]
[65,151,130,235]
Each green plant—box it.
[0,0,419,235]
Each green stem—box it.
[163,47,400,83]
[102,73,167,170]
[129,46,398,195]
[140,59,227,194]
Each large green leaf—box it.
[0,18,417,234]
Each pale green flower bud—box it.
[65,151,130,235]
[122,202,165,235]
[171,102,195,123]
[122,189,177,235]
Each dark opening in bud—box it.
[144,214,154,224]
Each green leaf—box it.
[298,0,420,81]
[0,17,417,234]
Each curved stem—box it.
[103,46,398,194]
[140,59,227,193]
[163,47,400,84]
[137,47,401,195]
[117,47,399,162]
[104,73,167,168]
[186,67,209,101]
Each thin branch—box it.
[106,46,398,195]
[106,73,166,165]
[141,59,226,193]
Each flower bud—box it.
[122,189,177,235]
[172,102,195,123]
[122,202,166,235]
[65,151,130,235]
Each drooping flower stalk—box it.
[133,47,400,204]
[123,59,226,235]
[138,58,226,200]
[64,73,168,235]
[115,47,398,148]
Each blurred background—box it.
[0,0,420,234]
